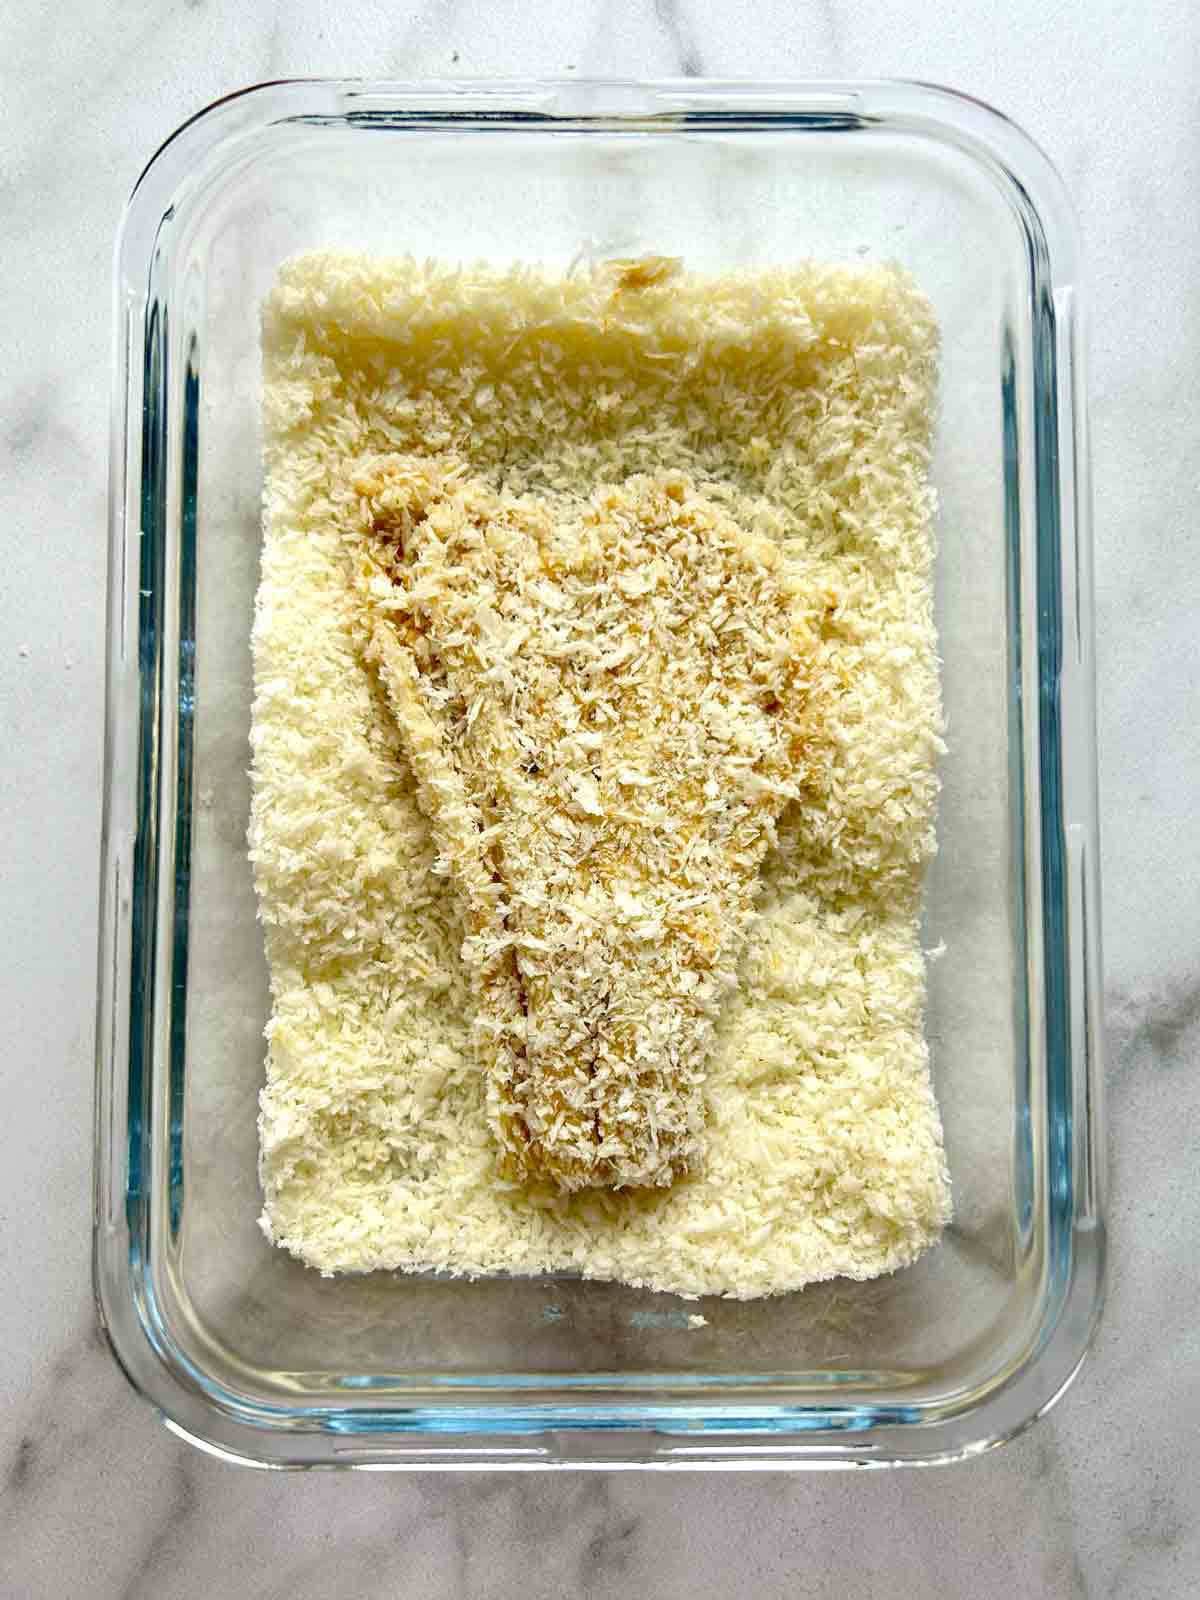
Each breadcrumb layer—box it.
[250,251,951,1298]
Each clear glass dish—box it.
[94,78,1104,1469]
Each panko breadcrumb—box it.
[249,251,951,1299]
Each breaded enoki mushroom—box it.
[353,456,815,1190]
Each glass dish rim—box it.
[94,75,1105,1470]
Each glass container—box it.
[95,78,1104,1468]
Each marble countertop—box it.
[3,1,1198,1594]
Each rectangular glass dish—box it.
[95,79,1104,1469]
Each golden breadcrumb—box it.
[354,459,817,1189]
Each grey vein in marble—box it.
[651,0,704,76]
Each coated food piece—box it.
[356,458,816,1190]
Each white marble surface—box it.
[2,0,1198,1594]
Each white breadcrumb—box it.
[250,250,951,1299]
